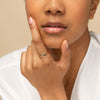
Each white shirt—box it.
[0,31,100,100]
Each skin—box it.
[21,0,99,100]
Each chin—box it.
[44,41,61,49]
[47,45,60,49]
[42,36,65,49]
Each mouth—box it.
[42,22,67,34]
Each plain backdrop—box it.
[0,0,100,57]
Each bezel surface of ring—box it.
[40,53,47,57]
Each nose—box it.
[44,0,65,15]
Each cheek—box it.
[25,1,42,20]
[70,3,90,27]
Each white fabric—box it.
[0,31,100,100]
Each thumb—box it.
[59,40,71,66]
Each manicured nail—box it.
[29,17,34,26]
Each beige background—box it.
[0,0,100,57]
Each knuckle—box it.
[21,52,26,57]
[32,61,39,69]
[63,63,70,71]
[33,37,40,44]
[59,63,67,71]
[43,58,51,66]
[21,68,27,76]
[61,66,66,72]
[27,46,31,51]
[27,66,33,72]
[62,66,67,71]
[26,62,32,71]
[32,59,42,69]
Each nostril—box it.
[57,11,61,13]
[46,10,62,15]
[47,10,51,13]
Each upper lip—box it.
[42,22,67,29]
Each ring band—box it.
[40,53,47,57]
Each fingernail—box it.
[29,17,34,26]
[65,40,69,49]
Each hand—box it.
[20,17,71,93]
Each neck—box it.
[69,28,90,67]
[48,28,90,99]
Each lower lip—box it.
[42,27,66,34]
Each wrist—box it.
[38,83,68,100]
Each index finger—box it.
[28,17,41,41]
[28,17,48,55]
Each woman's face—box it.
[25,0,92,49]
